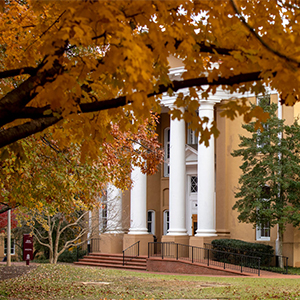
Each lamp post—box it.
[7,209,11,267]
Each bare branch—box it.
[33,226,48,241]
[58,211,89,236]
[57,228,88,257]
[32,228,51,249]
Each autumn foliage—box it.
[0,114,163,212]
[1,0,300,153]
[0,208,17,231]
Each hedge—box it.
[211,239,274,266]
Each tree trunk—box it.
[276,224,284,269]
[48,215,54,264]
[52,217,63,264]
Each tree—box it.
[16,205,91,264]
[0,113,163,213]
[1,0,300,152]
[0,208,18,231]
[232,97,300,260]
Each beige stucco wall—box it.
[215,94,300,266]
[96,94,300,266]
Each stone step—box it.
[78,258,146,266]
[75,261,147,270]
[74,253,147,271]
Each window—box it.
[256,95,270,106]
[99,202,108,232]
[147,210,155,234]
[187,128,198,145]
[4,238,15,255]
[87,210,92,243]
[163,210,169,235]
[190,176,198,193]
[164,128,170,177]
[257,95,270,149]
[256,185,271,241]
[256,222,270,241]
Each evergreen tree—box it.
[232,96,300,258]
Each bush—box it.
[211,239,274,266]
[57,247,87,263]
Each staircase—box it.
[74,253,147,271]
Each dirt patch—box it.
[0,265,37,281]
[80,281,110,285]
[197,282,231,288]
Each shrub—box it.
[57,247,87,263]
[211,239,274,266]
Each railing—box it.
[122,241,140,265]
[148,242,261,276]
[204,243,289,274]
[89,238,101,253]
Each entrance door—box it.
[192,214,197,236]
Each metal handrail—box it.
[204,243,289,274]
[148,242,261,276]
[122,241,140,265]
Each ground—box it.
[0,264,37,281]
[1,263,300,299]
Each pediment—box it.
[185,144,198,164]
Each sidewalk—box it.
[2,261,300,279]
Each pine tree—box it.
[232,96,300,260]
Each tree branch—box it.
[230,0,300,67]
[0,116,61,148]
[58,211,88,236]
[0,70,270,148]
[57,228,88,257]
[0,204,11,214]
[0,67,38,79]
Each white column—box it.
[196,100,217,236]
[128,165,148,234]
[106,184,123,233]
[168,109,187,235]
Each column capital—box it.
[199,99,219,110]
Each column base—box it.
[123,234,154,256]
[161,235,190,259]
[190,235,221,248]
[128,228,149,235]
[100,233,124,254]
[161,235,190,245]
[195,229,217,237]
[167,229,188,236]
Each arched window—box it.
[147,210,155,235]
[163,210,169,235]
[164,127,170,177]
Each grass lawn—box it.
[1,264,300,299]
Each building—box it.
[90,59,300,267]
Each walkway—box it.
[2,261,300,279]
